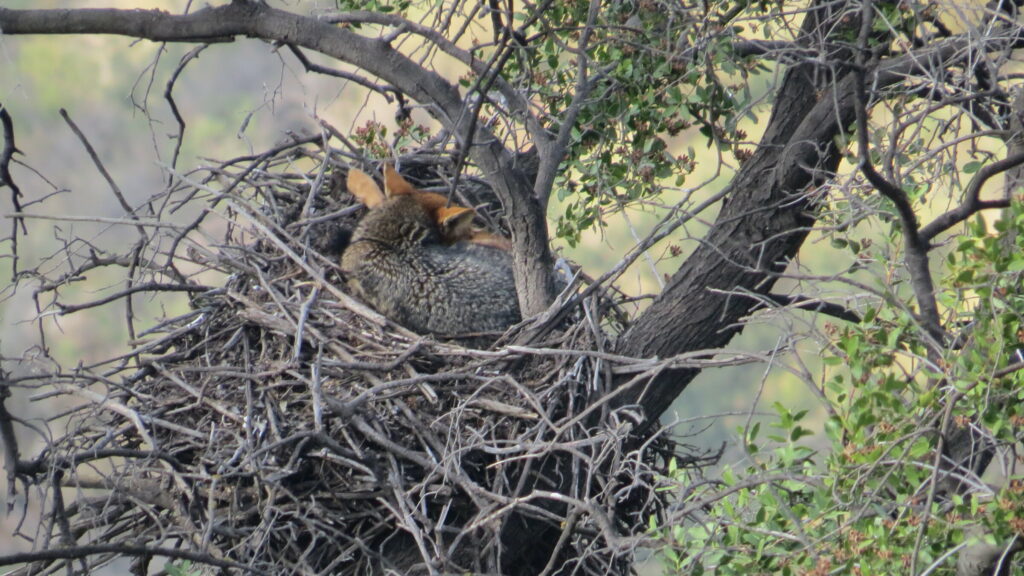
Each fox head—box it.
[347,165,511,250]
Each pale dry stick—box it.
[6,212,185,229]
[311,345,325,432]
[224,197,394,331]
[151,363,244,425]
[40,384,156,449]
[228,289,390,393]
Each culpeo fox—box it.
[329,165,512,254]
[340,167,520,336]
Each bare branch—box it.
[59,108,149,241]
[0,544,269,576]
[919,151,1024,241]
[0,104,25,275]
[55,282,212,315]
[0,374,20,512]
[164,44,207,177]
[286,44,398,102]
[852,0,944,350]
[761,293,863,324]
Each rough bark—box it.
[614,1,849,423]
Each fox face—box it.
[347,165,513,251]
[340,166,521,338]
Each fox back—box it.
[340,188,521,336]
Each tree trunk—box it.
[616,1,854,426]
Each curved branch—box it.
[285,44,397,101]
[920,151,1024,241]
[0,104,24,275]
[762,293,863,324]
[852,0,943,350]
[56,282,212,315]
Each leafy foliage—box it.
[655,196,1024,573]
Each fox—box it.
[339,166,521,337]
[327,166,512,256]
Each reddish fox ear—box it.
[411,191,450,213]
[436,206,476,240]
[383,164,416,197]
[347,169,386,208]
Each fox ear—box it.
[347,169,386,208]
[383,164,416,197]
[411,191,450,213]
[436,206,476,240]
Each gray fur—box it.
[341,195,521,336]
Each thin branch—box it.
[59,109,149,241]
[285,44,397,102]
[534,0,602,213]
[314,9,536,131]
[0,544,269,575]
[5,212,183,228]
[919,151,1024,241]
[56,282,212,315]
[164,44,207,180]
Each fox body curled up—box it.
[340,167,521,336]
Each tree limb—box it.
[851,0,944,350]
[920,151,1024,241]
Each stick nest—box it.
[7,137,696,576]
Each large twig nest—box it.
[9,136,696,576]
